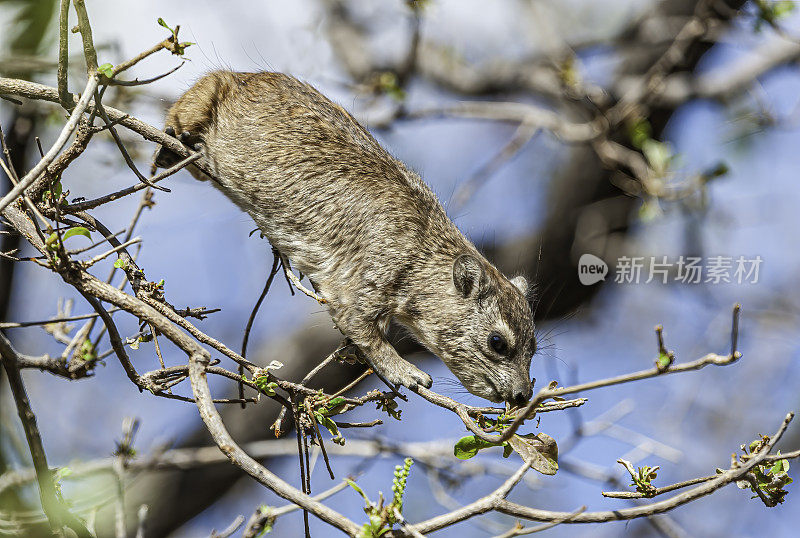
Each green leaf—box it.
[638,198,663,223]
[320,396,347,416]
[156,17,189,55]
[406,0,431,11]
[507,433,559,475]
[642,139,673,176]
[45,232,58,250]
[46,226,91,252]
[79,339,97,362]
[55,467,72,480]
[326,396,346,408]
[627,118,652,149]
[257,380,277,396]
[316,413,336,433]
[255,520,273,536]
[315,412,344,445]
[62,227,91,242]
[113,258,127,269]
[377,72,406,102]
[632,465,659,491]
[758,0,796,24]
[558,55,580,88]
[453,435,502,460]
[656,352,672,370]
[97,62,114,78]
[346,479,371,504]
[774,0,796,18]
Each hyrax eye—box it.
[488,332,508,355]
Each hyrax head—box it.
[431,253,535,406]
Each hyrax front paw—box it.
[154,128,200,169]
[154,127,181,169]
[377,359,432,391]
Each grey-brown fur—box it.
[154,71,535,404]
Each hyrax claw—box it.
[383,361,432,391]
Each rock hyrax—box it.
[155,71,535,405]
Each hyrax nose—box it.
[508,382,533,407]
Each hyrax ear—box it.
[510,275,528,295]
[453,254,486,298]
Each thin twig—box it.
[210,515,245,538]
[81,237,141,268]
[57,0,71,109]
[72,0,98,73]
[92,89,169,192]
[111,62,185,87]
[602,475,717,499]
[279,252,327,304]
[239,252,281,407]
[65,152,200,212]
[450,121,539,210]
[0,75,99,214]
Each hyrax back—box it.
[156,71,536,404]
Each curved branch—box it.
[187,354,361,536]
[408,413,794,534]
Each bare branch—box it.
[72,0,98,73]
[0,75,98,214]
[407,101,601,142]
[651,37,800,105]
[408,414,794,533]
[187,353,361,536]
[57,0,71,109]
